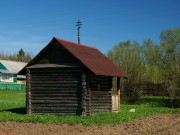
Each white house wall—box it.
[0,74,14,82]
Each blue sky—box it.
[0,0,179,55]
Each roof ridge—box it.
[54,37,98,50]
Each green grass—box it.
[0,90,179,126]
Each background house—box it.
[0,60,27,83]
[19,37,127,115]
[0,69,16,82]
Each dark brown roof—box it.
[18,37,127,77]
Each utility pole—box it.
[76,20,82,44]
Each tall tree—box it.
[17,49,25,62]
[142,39,163,83]
[160,28,180,107]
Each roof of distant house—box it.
[19,37,128,77]
[0,69,15,74]
[0,60,27,74]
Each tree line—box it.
[0,49,33,63]
[108,27,179,107]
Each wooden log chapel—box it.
[18,37,127,115]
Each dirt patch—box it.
[0,114,179,135]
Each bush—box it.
[168,87,180,108]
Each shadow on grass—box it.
[5,107,26,114]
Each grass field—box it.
[0,90,179,126]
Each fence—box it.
[142,82,168,96]
[0,83,26,91]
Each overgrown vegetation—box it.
[0,91,179,125]
[108,27,180,106]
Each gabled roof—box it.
[18,37,127,77]
[0,60,27,74]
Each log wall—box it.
[26,67,82,115]
[88,74,112,114]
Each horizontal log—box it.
[30,71,81,74]
[30,91,81,94]
[29,88,82,95]
[30,90,81,93]
[91,97,110,100]
[31,109,82,112]
[91,91,110,93]
[31,107,82,110]
[31,103,81,107]
[30,87,81,90]
[91,92,110,95]
[91,94,110,97]
[31,108,82,111]
[91,106,110,109]
[91,102,111,105]
[31,95,81,99]
[30,97,80,102]
[31,112,81,115]
[31,77,80,81]
[91,95,111,97]
[31,75,81,78]
[30,73,81,77]
[90,86,111,89]
[30,92,81,95]
[31,80,80,84]
[90,84,111,88]
[91,104,111,109]
[90,82,111,86]
[30,83,80,87]
[31,69,81,73]
[31,99,80,103]
[31,97,81,100]
[30,75,81,78]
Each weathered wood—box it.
[37,43,82,66]
[81,73,86,116]
[26,69,31,114]
[27,67,82,115]
[117,77,120,111]
[31,77,80,81]
[31,107,82,111]
[31,96,80,100]
[89,75,112,114]
[31,83,80,87]
[32,112,78,115]
[112,95,119,112]
[31,80,80,84]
